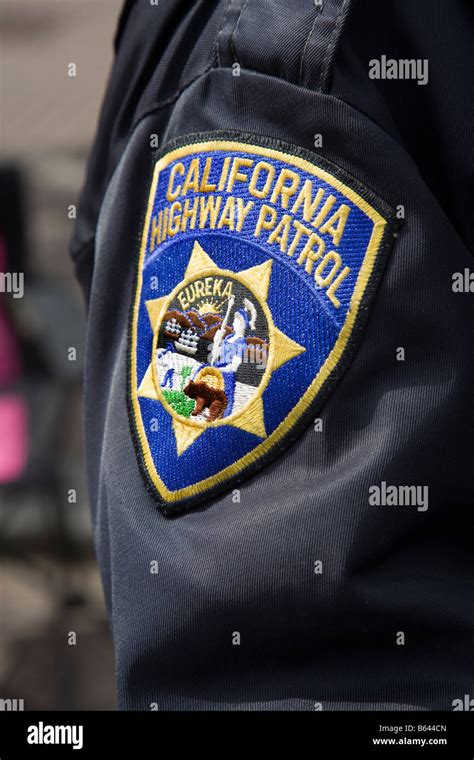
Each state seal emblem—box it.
[128,133,397,514]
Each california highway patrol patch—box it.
[128,132,397,514]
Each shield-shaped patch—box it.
[128,132,397,514]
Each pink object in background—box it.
[0,394,28,482]
[0,236,28,482]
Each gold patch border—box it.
[130,140,387,504]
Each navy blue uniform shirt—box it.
[71,0,474,710]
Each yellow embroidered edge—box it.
[130,140,387,503]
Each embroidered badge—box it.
[128,132,397,514]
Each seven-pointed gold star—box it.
[138,241,305,455]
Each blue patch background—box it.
[135,148,375,492]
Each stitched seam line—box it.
[298,7,321,86]
[130,66,401,152]
[230,0,248,65]
[215,0,234,68]
[319,0,351,92]
[131,64,215,130]
[132,0,350,119]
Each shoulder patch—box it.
[128,132,398,515]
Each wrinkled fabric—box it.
[72,0,474,710]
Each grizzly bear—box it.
[184,381,227,421]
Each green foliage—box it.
[162,389,195,418]
[180,365,192,390]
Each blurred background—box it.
[0,0,124,710]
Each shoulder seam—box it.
[319,0,353,93]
